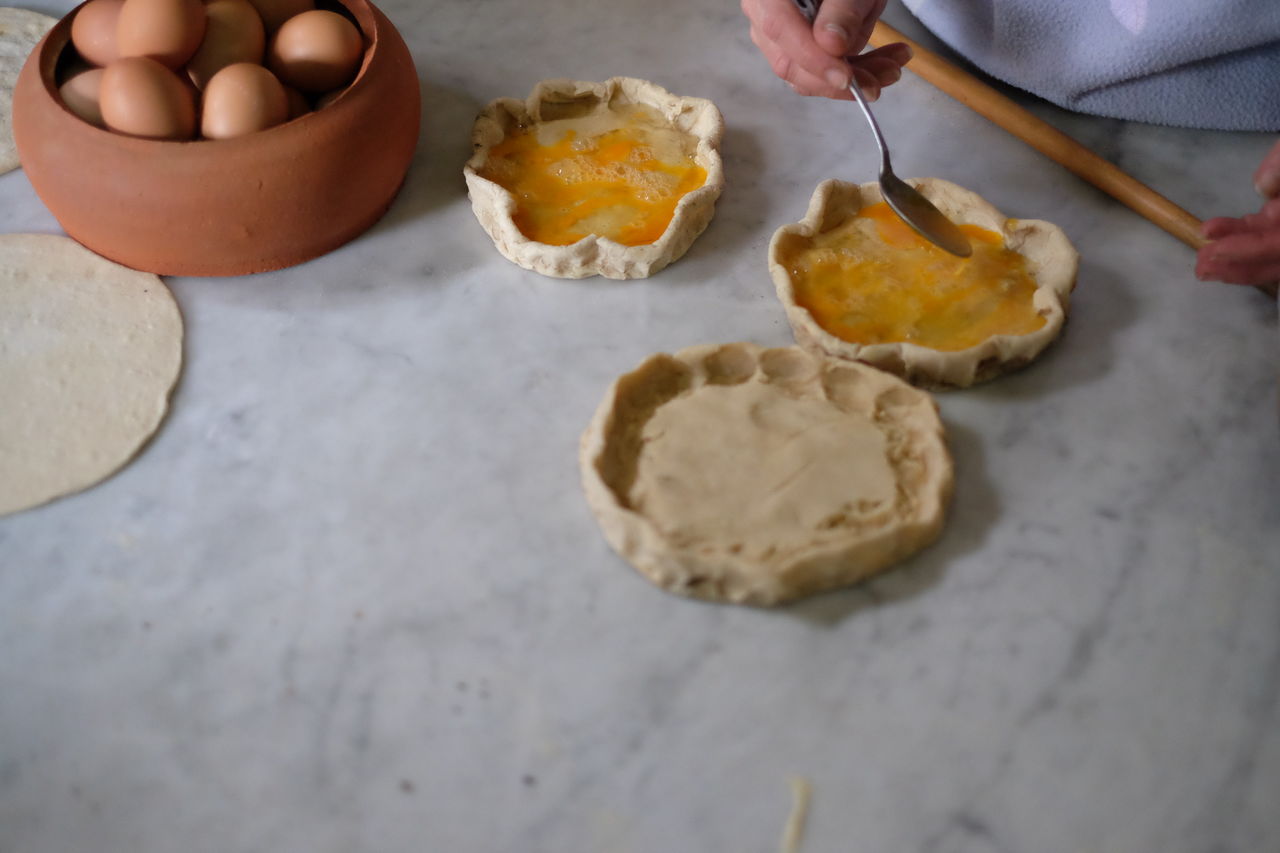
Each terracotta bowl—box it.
[13,0,420,276]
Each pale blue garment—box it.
[900,0,1280,130]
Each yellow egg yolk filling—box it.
[477,105,708,247]
[782,202,1046,352]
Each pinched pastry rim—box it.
[769,178,1079,389]
[464,77,725,280]
[579,343,954,606]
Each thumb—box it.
[813,0,886,57]
[1255,138,1280,199]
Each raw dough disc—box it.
[0,234,183,516]
[579,343,954,606]
[0,8,57,175]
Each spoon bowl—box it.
[792,0,971,256]
[849,80,972,257]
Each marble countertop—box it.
[3,1,1278,850]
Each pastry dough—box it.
[580,343,953,606]
[465,77,724,279]
[0,8,57,174]
[0,234,183,516]
[780,777,812,853]
[770,179,1078,388]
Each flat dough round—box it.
[770,178,1078,388]
[0,234,183,516]
[580,343,953,606]
[464,77,725,280]
[0,7,57,175]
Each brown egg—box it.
[58,68,107,127]
[242,0,313,33]
[313,87,342,110]
[70,0,125,67]
[116,0,207,69]
[186,0,265,89]
[281,83,310,119]
[267,9,362,93]
[200,62,288,139]
[99,56,196,139]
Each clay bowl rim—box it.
[36,0,383,149]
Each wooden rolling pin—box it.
[869,21,1208,249]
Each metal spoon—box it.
[791,0,971,257]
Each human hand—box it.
[742,0,912,101]
[1196,139,1280,295]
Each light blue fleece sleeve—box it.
[901,0,1280,131]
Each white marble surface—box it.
[2,1,1278,851]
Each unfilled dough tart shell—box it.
[579,343,954,606]
[770,178,1079,389]
[464,76,725,280]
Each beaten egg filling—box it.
[780,202,1046,352]
[476,104,707,247]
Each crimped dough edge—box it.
[579,343,954,606]
[768,178,1079,389]
[464,76,726,280]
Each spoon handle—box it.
[869,20,1207,249]
[792,0,821,20]
[789,1,894,176]
[846,79,893,178]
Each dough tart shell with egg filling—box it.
[579,343,953,606]
[770,179,1078,389]
[464,77,725,279]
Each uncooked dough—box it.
[0,8,57,175]
[770,178,1078,388]
[465,77,725,279]
[579,343,953,606]
[780,777,812,853]
[0,234,183,516]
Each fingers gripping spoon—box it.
[792,0,972,257]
